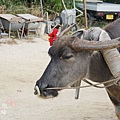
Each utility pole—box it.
[83,0,88,29]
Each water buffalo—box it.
[34,19,120,119]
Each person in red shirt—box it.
[48,25,60,46]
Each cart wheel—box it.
[54,16,62,25]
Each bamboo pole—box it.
[83,0,88,29]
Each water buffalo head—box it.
[34,28,120,98]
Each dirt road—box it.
[0,37,118,120]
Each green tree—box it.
[42,0,74,13]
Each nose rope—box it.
[46,77,120,90]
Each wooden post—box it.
[40,0,44,18]
[83,0,88,29]
[75,0,88,99]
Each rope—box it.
[46,77,120,90]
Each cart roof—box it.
[17,14,44,22]
[0,14,25,23]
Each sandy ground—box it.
[0,36,118,120]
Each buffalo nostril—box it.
[34,89,38,95]
[34,86,41,96]
[34,82,48,96]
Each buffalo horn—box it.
[72,37,120,51]
[59,24,76,37]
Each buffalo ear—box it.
[72,29,86,39]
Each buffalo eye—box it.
[60,53,75,62]
[62,54,73,59]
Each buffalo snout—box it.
[34,80,58,98]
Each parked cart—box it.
[17,14,44,37]
[54,0,83,31]
[40,0,83,34]
[0,14,25,38]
